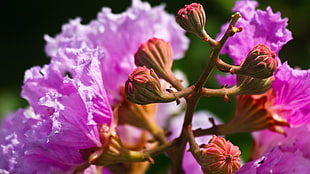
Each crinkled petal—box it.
[45,0,189,104]
[233,0,258,20]
[216,1,292,86]
[0,108,40,172]
[237,146,310,174]
[217,1,292,63]
[272,62,310,112]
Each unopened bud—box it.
[233,44,278,79]
[236,75,274,95]
[125,66,175,105]
[176,3,208,39]
[199,136,241,174]
[135,38,173,80]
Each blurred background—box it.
[0,0,309,173]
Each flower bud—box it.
[125,66,175,105]
[134,38,173,80]
[176,3,208,39]
[236,75,274,95]
[234,44,278,79]
[199,136,241,174]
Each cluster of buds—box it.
[121,2,286,174]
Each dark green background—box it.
[0,0,309,173]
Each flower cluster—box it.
[1,0,310,174]
[214,1,310,173]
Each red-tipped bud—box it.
[234,44,278,79]
[125,66,174,105]
[176,3,207,39]
[134,38,173,80]
[199,136,241,174]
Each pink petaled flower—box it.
[1,0,190,173]
[216,0,292,86]
[1,48,114,173]
[44,0,189,105]
[236,63,310,172]
[238,125,310,174]
[200,136,241,174]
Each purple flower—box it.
[1,0,189,173]
[236,62,310,172]
[216,0,292,86]
[44,0,189,104]
[238,126,310,174]
[1,48,114,173]
[271,62,310,126]
[0,108,39,173]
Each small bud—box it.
[134,38,173,80]
[236,75,274,95]
[176,3,208,39]
[125,66,175,105]
[234,44,278,79]
[199,136,241,174]
[218,94,289,135]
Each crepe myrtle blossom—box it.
[44,0,189,105]
[235,62,310,173]
[238,125,310,174]
[216,0,292,86]
[0,49,114,173]
[1,0,190,172]
[248,62,310,155]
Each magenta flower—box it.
[0,108,39,173]
[1,49,114,173]
[44,0,189,104]
[1,0,189,173]
[238,126,310,174]
[237,61,310,172]
[269,62,310,126]
[216,0,292,86]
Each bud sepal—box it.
[236,75,274,95]
[218,94,289,135]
